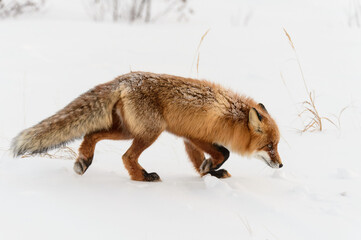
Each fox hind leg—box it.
[74,128,132,175]
[184,139,231,178]
[122,135,162,182]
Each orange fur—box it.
[12,71,282,181]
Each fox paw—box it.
[73,159,90,175]
[142,170,161,182]
[209,169,231,179]
[200,158,213,174]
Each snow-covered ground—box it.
[1,0,361,239]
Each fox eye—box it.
[267,143,273,149]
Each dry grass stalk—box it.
[238,215,253,237]
[190,29,210,78]
[336,106,349,127]
[196,52,201,78]
[283,28,338,132]
[330,106,350,130]
[22,146,77,160]
[283,28,310,96]
[298,91,338,132]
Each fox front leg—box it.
[199,158,212,174]
[199,144,231,178]
[185,139,231,178]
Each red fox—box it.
[11,72,282,181]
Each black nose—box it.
[279,163,283,168]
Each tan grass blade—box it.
[283,28,326,132]
[22,146,77,160]
[189,29,210,78]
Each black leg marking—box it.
[212,144,230,170]
[209,169,231,178]
[142,170,161,182]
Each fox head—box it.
[247,103,282,169]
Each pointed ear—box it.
[258,103,268,113]
[249,108,263,132]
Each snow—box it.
[1,0,361,239]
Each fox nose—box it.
[279,163,283,168]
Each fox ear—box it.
[258,103,268,113]
[249,108,263,132]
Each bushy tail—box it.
[11,81,122,157]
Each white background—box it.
[1,0,361,239]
